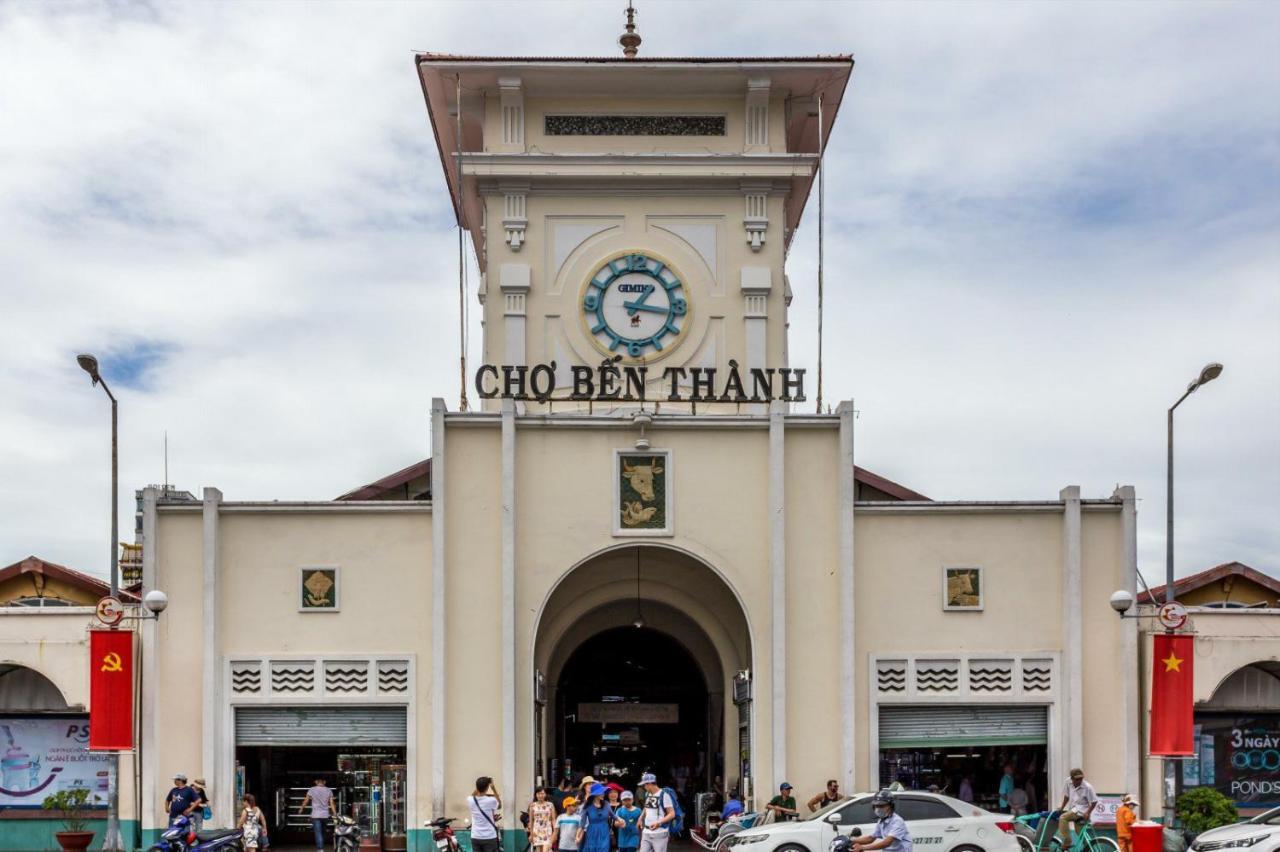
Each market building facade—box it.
[125,49,1145,851]
[3,39,1232,852]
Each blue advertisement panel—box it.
[0,716,111,808]
[1189,713,1280,807]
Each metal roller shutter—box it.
[879,705,1047,748]
[235,706,407,746]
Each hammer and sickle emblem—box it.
[100,652,123,673]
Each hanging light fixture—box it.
[633,548,645,629]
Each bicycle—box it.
[1013,812,1120,852]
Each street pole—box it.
[77,354,124,852]
[1162,362,1223,828]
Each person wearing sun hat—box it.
[616,791,642,852]
[556,797,583,852]
[580,783,615,852]
[1115,794,1138,852]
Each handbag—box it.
[203,805,213,820]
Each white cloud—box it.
[0,1,1275,582]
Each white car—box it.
[721,792,1023,852]
[1191,807,1280,852]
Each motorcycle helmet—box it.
[871,791,895,808]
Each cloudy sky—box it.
[1,1,1276,588]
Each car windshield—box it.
[1247,807,1280,826]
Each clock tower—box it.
[415,47,852,411]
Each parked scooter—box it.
[333,813,362,851]
[427,816,462,852]
[149,815,245,851]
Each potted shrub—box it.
[1176,787,1238,843]
[42,787,96,852]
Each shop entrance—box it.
[878,705,1049,812]
[234,706,408,850]
[555,625,710,794]
[535,545,753,821]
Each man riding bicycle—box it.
[1057,769,1098,847]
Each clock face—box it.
[582,253,688,359]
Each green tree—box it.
[1176,787,1238,835]
[42,787,93,833]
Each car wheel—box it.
[951,843,988,852]
[1016,837,1038,852]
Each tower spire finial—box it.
[619,1,642,60]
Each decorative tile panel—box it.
[377,660,409,694]
[969,659,1013,693]
[1022,658,1054,692]
[270,661,315,694]
[231,661,262,695]
[915,660,960,692]
[324,660,369,693]
[877,660,907,693]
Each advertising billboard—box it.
[1186,713,1280,806]
[0,716,111,808]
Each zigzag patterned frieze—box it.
[325,665,369,693]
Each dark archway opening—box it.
[555,626,709,795]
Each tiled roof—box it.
[1139,561,1280,604]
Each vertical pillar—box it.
[1061,485,1084,772]
[837,402,856,790]
[769,401,787,785]
[1118,485,1141,797]
[140,486,160,838]
[501,263,532,369]
[741,267,771,415]
[200,488,223,824]
[501,399,517,848]
[502,183,529,252]
[431,399,448,816]
[745,77,771,152]
[497,77,525,152]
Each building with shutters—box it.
[116,40,1147,852]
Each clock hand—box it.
[624,284,655,316]
[622,302,669,315]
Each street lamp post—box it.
[76,353,123,852]
[1166,362,1223,603]
[1162,360,1223,826]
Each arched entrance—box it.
[534,544,753,808]
[1183,661,1280,810]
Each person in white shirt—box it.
[470,775,503,852]
[1057,768,1098,846]
[639,773,676,852]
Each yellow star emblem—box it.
[1162,652,1184,673]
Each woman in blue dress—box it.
[579,784,614,852]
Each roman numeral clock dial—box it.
[582,253,689,359]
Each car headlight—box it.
[1219,835,1270,848]
[729,835,772,846]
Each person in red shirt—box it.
[1115,794,1138,852]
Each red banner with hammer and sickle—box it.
[89,629,134,750]
[1149,633,1195,756]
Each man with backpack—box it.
[639,773,678,852]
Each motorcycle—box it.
[149,815,245,851]
[427,816,462,852]
[333,813,361,851]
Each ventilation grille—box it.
[271,661,315,693]
[377,660,409,694]
[915,660,960,693]
[545,115,726,136]
[1022,659,1054,692]
[877,660,907,693]
[969,660,1014,693]
[231,662,262,695]
[324,660,369,693]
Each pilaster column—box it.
[741,181,771,251]
[140,487,159,835]
[745,77,771,152]
[501,400,517,838]
[1118,485,1141,796]
[201,488,224,824]
[740,266,771,374]
[500,263,531,367]
[497,77,525,152]
[838,402,856,790]
[431,399,448,816]
[769,401,787,785]
[1061,485,1084,772]
[501,182,529,252]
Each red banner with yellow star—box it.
[89,629,134,750]
[1150,633,1194,756]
